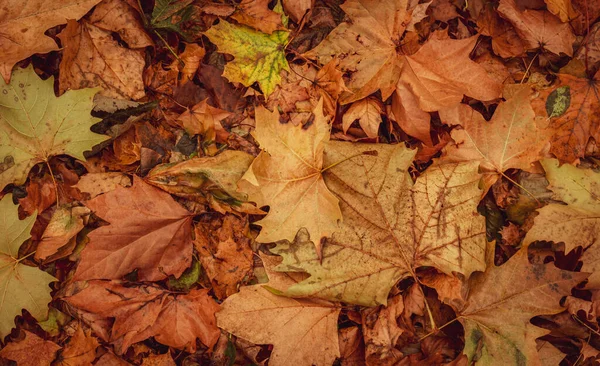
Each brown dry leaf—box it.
[88,0,153,48]
[177,99,232,139]
[231,0,285,34]
[172,44,206,84]
[498,0,575,56]
[140,353,176,366]
[536,340,566,366]
[531,70,600,163]
[362,294,405,365]
[74,176,193,281]
[75,173,131,199]
[18,173,57,215]
[0,330,61,366]
[306,0,501,105]
[342,97,383,138]
[441,86,549,193]
[195,214,253,299]
[63,281,220,354]
[35,205,90,262]
[216,253,341,366]
[0,0,101,82]
[476,4,527,58]
[272,143,486,306]
[544,0,578,22]
[95,352,131,366]
[575,23,600,75]
[418,270,467,309]
[56,325,99,366]
[571,0,600,35]
[391,82,433,145]
[338,327,365,366]
[458,247,587,365]
[283,0,313,23]
[58,20,146,100]
[238,99,342,253]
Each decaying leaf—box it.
[238,99,342,253]
[204,19,289,97]
[0,66,108,190]
[272,143,486,306]
[0,330,61,365]
[0,195,57,339]
[0,0,102,82]
[458,247,587,365]
[74,176,194,281]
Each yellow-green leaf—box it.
[0,195,57,339]
[0,66,108,190]
[204,20,289,97]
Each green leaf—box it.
[151,0,194,35]
[0,195,57,339]
[204,20,289,97]
[0,66,108,190]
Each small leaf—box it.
[546,86,571,118]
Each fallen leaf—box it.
[391,82,433,145]
[195,214,253,299]
[0,194,57,339]
[216,253,341,366]
[88,0,153,48]
[0,65,108,190]
[272,143,486,306]
[523,159,600,287]
[342,97,383,138]
[544,0,577,22]
[74,176,194,281]
[537,340,566,366]
[441,86,549,193]
[35,205,90,262]
[18,173,57,215]
[498,0,575,56]
[140,353,176,366]
[231,0,286,34]
[238,99,341,252]
[177,99,232,139]
[0,330,61,366]
[361,295,405,364]
[56,325,99,366]
[457,247,586,365]
[95,352,131,366]
[75,172,132,199]
[63,281,220,354]
[283,0,313,23]
[171,44,205,84]
[0,0,101,82]
[338,326,365,366]
[58,19,146,100]
[204,19,289,97]
[150,0,194,36]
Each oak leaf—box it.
[0,66,108,190]
[216,254,341,366]
[272,143,486,306]
[0,330,61,366]
[204,19,289,97]
[0,0,101,82]
[457,247,587,365]
[74,176,194,281]
[342,97,383,139]
[238,100,342,252]
[441,86,550,193]
[63,281,220,354]
[0,195,57,339]
[498,0,575,56]
[523,159,600,287]
[58,19,146,100]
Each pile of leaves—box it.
[1,0,599,364]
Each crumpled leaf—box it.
[238,100,341,254]
[272,143,486,306]
[0,0,101,82]
[361,294,405,364]
[58,19,146,100]
[441,86,550,193]
[74,176,194,281]
[0,330,61,365]
[216,254,341,366]
[523,159,600,287]
[35,205,90,262]
[177,99,232,139]
[342,97,383,139]
[0,66,108,190]
[498,0,575,56]
[0,195,57,339]
[204,19,289,97]
[458,246,587,365]
[63,280,220,354]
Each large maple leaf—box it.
[532,70,600,163]
[216,253,341,366]
[457,247,587,365]
[238,99,342,252]
[272,143,487,306]
[441,86,550,193]
[524,159,600,287]
[305,0,501,105]
[63,280,220,354]
[0,0,101,82]
[0,195,57,339]
[74,176,194,281]
[0,66,108,190]
[204,19,289,97]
